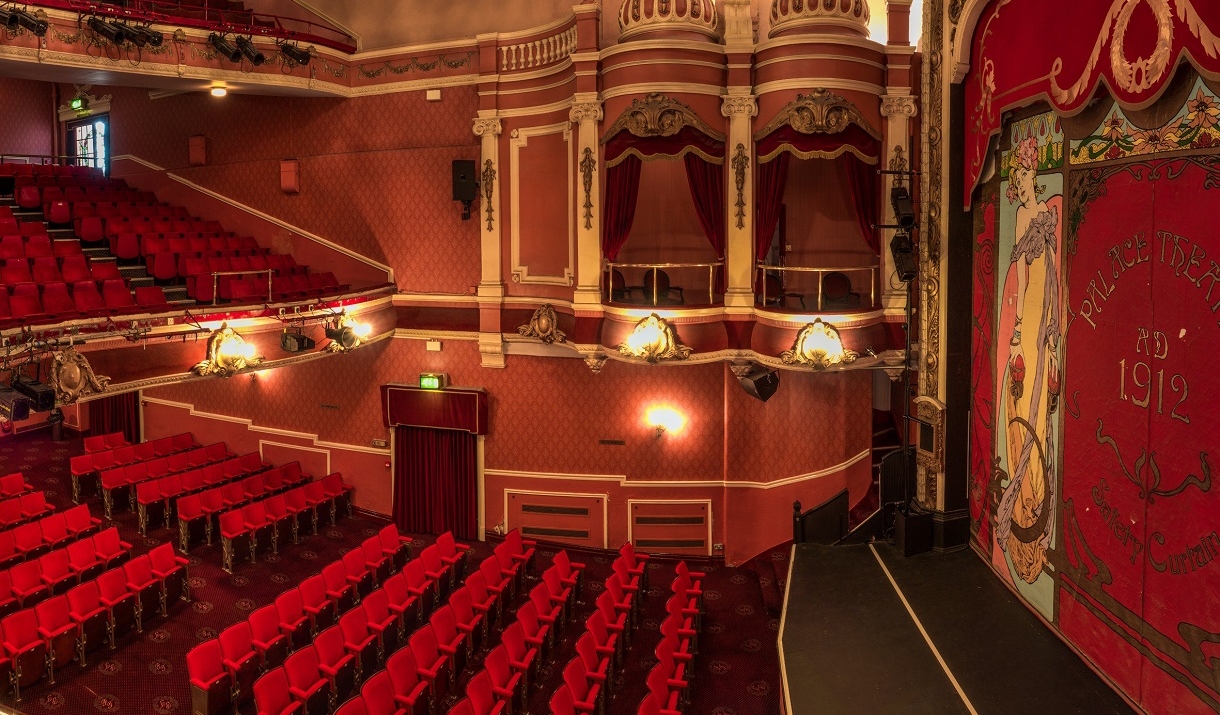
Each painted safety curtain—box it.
[88,392,140,444]
[683,153,726,294]
[393,425,477,541]
[755,152,791,269]
[839,153,880,255]
[601,154,642,263]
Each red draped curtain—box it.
[682,153,726,293]
[839,153,881,255]
[393,426,478,540]
[88,392,140,444]
[755,152,791,271]
[601,154,642,263]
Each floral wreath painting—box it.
[992,111,1065,621]
[1070,77,1220,164]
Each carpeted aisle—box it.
[0,427,780,715]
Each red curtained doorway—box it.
[392,426,478,540]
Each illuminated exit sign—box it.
[419,373,447,390]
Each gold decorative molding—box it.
[57,84,111,122]
[191,323,263,377]
[47,346,110,405]
[602,92,726,144]
[754,88,881,141]
[472,117,503,137]
[617,313,692,363]
[517,304,567,344]
[481,159,497,232]
[769,0,871,39]
[881,93,919,119]
[580,147,596,230]
[357,51,473,78]
[618,0,719,43]
[569,101,604,124]
[731,143,749,229]
[583,352,608,373]
[779,318,859,370]
[720,94,758,118]
[914,398,945,474]
[889,145,909,186]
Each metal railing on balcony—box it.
[605,261,723,307]
[756,264,877,312]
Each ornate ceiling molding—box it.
[618,0,720,43]
[602,92,726,144]
[769,0,871,39]
[753,88,881,141]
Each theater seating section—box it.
[0,162,351,329]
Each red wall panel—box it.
[0,78,54,157]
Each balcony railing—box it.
[211,269,272,305]
[605,261,722,307]
[757,264,877,311]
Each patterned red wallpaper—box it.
[100,84,482,293]
[0,78,54,157]
[145,337,869,484]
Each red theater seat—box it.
[66,581,108,660]
[188,639,233,715]
[361,670,406,715]
[148,543,189,610]
[484,645,523,715]
[338,608,379,682]
[284,646,331,715]
[2,608,47,699]
[274,589,311,651]
[96,568,137,642]
[254,667,301,715]
[385,647,430,715]
[35,595,80,677]
[299,575,335,631]
[315,624,356,705]
[249,604,289,671]
[220,622,260,704]
[123,554,163,627]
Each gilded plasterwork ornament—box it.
[780,319,858,370]
[48,346,110,405]
[517,304,567,344]
[754,88,881,140]
[603,93,726,142]
[192,323,263,378]
[618,313,692,363]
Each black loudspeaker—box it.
[12,376,55,413]
[879,447,912,506]
[452,160,478,202]
[895,509,933,557]
[0,388,31,422]
[890,232,918,282]
[737,365,780,402]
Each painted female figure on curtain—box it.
[992,116,1064,617]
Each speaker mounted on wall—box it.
[452,159,478,220]
[737,363,780,402]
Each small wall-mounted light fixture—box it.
[646,406,686,438]
[618,313,691,363]
[324,313,373,353]
[780,318,858,370]
[209,83,227,98]
[192,322,263,377]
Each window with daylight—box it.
[67,114,109,174]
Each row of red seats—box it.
[0,215,50,234]
[0,281,168,328]
[0,163,102,179]
[82,432,129,454]
[1,255,121,283]
[0,541,186,702]
[189,524,416,713]
[252,532,484,715]
[0,493,55,531]
[97,444,242,519]
[14,185,148,211]
[0,474,29,500]
[186,255,306,302]
[72,200,187,222]
[636,562,705,715]
[116,233,264,264]
[0,527,131,613]
[0,234,80,260]
[17,175,116,191]
[0,505,101,571]
[139,459,290,536]
[217,472,352,572]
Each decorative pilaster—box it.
[880,92,918,315]
[721,93,757,310]
[570,94,604,311]
[473,114,506,367]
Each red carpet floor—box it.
[0,427,780,715]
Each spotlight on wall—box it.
[645,406,685,438]
[14,9,47,37]
[890,185,916,229]
[235,35,265,66]
[0,387,31,423]
[210,84,227,97]
[890,230,918,283]
[87,16,126,44]
[208,33,241,62]
[280,328,315,353]
[278,41,312,66]
[324,314,373,353]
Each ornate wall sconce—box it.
[780,318,858,370]
[646,405,686,438]
[324,314,373,353]
[192,323,263,377]
[618,313,691,363]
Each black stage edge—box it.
[780,543,1137,715]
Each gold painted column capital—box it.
[720,94,758,118]
[472,117,503,137]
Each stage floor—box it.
[779,542,1137,715]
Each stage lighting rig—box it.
[235,35,265,65]
[0,9,17,31]
[278,41,312,66]
[13,8,47,37]
[87,16,127,44]
[208,33,241,62]
[127,24,164,47]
